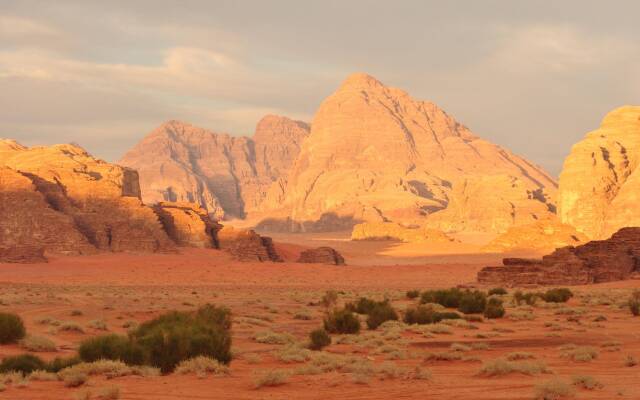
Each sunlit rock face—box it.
[558,106,640,239]
[255,73,557,233]
[120,115,309,220]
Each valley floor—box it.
[0,247,639,399]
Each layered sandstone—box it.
[0,140,174,258]
[558,106,640,239]
[351,222,455,243]
[254,73,557,233]
[217,226,282,262]
[482,218,588,254]
[297,247,345,265]
[477,227,640,285]
[120,115,309,219]
[154,202,220,248]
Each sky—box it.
[1,1,638,176]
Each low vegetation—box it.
[254,369,290,388]
[309,328,331,350]
[323,308,360,334]
[478,358,549,376]
[0,312,26,344]
[628,290,640,316]
[534,379,573,400]
[0,354,46,374]
[484,297,505,319]
[542,288,573,303]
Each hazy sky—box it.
[1,1,638,176]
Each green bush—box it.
[484,297,505,319]
[309,328,331,350]
[46,356,81,373]
[0,312,26,344]
[130,304,232,373]
[488,287,508,296]
[345,297,389,315]
[366,303,398,330]
[629,290,640,316]
[457,291,487,314]
[406,290,420,299]
[542,288,573,303]
[0,354,45,374]
[420,288,464,308]
[403,307,460,325]
[78,334,144,365]
[514,291,539,306]
[323,309,360,334]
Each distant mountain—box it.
[120,115,309,219]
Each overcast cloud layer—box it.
[1,1,639,176]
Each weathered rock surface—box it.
[120,115,309,219]
[482,218,588,254]
[0,140,174,260]
[154,202,220,248]
[217,225,282,262]
[477,227,640,285]
[297,247,345,265]
[351,222,455,243]
[558,106,640,239]
[255,73,557,233]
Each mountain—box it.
[120,115,309,220]
[558,106,640,239]
[252,73,557,233]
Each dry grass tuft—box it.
[175,356,229,375]
[253,369,290,388]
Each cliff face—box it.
[119,115,309,220]
[254,73,557,233]
[0,140,175,258]
[558,106,640,239]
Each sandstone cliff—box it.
[254,73,557,233]
[558,106,640,239]
[478,227,640,285]
[120,115,309,220]
[0,140,174,256]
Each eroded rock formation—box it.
[217,226,282,262]
[297,247,345,265]
[154,202,220,248]
[351,222,455,243]
[482,218,588,254]
[120,115,309,220]
[477,227,640,285]
[558,106,640,239]
[254,73,557,233]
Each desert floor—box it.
[1,238,639,400]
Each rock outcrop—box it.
[120,115,309,220]
[351,222,455,243]
[558,106,640,239]
[154,202,220,248]
[482,218,588,254]
[297,247,346,265]
[477,227,640,285]
[217,226,282,262]
[254,73,557,233]
[0,141,175,259]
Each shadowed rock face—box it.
[297,247,345,265]
[154,202,220,249]
[477,227,640,285]
[0,140,175,259]
[120,115,309,220]
[558,106,640,239]
[254,73,557,233]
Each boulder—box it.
[477,227,640,285]
[297,247,346,265]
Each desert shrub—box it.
[323,308,360,334]
[506,352,535,361]
[96,385,121,399]
[420,288,464,308]
[571,375,602,390]
[63,372,87,387]
[254,330,295,345]
[0,354,46,374]
[514,291,539,306]
[321,290,339,308]
[366,303,398,329]
[78,334,144,365]
[458,291,487,314]
[0,312,26,344]
[88,319,108,331]
[488,287,508,296]
[254,369,290,388]
[478,358,549,376]
[404,306,461,325]
[59,321,85,333]
[46,356,81,373]
[130,304,232,373]
[28,369,58,381]
[19,335,56,352]
[534,379,573,400]
[624,354,638,367]
[560,345,598,362]
[542,288,573,303]
[437,311,461,320]
[629,290,640,316]
[406,290,420,299]
[309,328,331,350]
[484,297,505,319]
[346,297,389,315]
[174,356,229,375]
